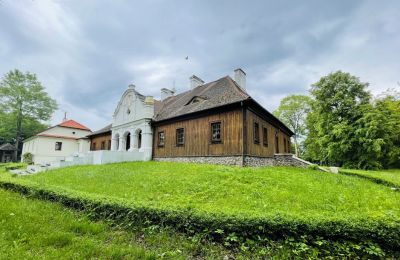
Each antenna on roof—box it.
[62,111,67,122]
[172,79,176,93]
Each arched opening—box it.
[125,132,131,151]
[136,129,142,149]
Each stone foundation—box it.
[154,156,244,166]
[154,154,312,168]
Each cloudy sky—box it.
[1,0,399,130]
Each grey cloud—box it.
[0,0,399,129]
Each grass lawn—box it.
[1,162,399,258]
[0,188,257,259]
[5,161,398,221]
[339,168,400,188]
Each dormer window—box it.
[186,96,206,105]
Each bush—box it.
[2,163,27,171]
[22,152,33,165]
[0,179,398,258]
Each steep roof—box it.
[0,143,16,151]
[154,75,294,135]
[154,76,250,121]
[86,124,112,137]
[58,120,91,131]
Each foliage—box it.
[0,162,399,258]
[22,153,33,165]
[273,95,312,156]
[0,110,48,145]
[304,71,399,169]
[340,168,400,189]
[0,69,57,155]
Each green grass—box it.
[1,188,263,259]
[6,161,398,221]
[340,168,400,188]
[0,162,399,257]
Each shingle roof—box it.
[0,143,16,151]
[154,76,250,121]
[86,124,112,137]
[59,120,91,131]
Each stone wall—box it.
[153,156,244,166]
[154,154,312,168]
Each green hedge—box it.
[0,179,398,256]
[339,170,400,190]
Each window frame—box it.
[101,141,105,150]
[262,126,268,147]
[158,131,165,147]
[55,141,62,151]
[210,121,223,144]
[176,128,185,146]
[253,121,260,144]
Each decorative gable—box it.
[112,86,154,127]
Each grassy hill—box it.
[340,168,400,188]
[1,162,399,258]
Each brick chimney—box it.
[190,75,204,90]
[161,88,175,100]
[234,68,246,90]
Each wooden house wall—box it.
[90,133,112,151]
[153,109,243,157]
[245,109,291,157]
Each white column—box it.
[118,136,124,151]
[130,130,138,152]
[141,122,153,161]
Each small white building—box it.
[22,120,92,165]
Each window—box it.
[287,139,290,153]
[101,141,105,150]
[254,122,260,144]
[72,131,76,135]
[263,127,268,146]
[211,122,222,143]
[176,128,185,146]
[92,142,96,151]
[158,131,165,147]
[55,142,62,151]
[108,140,111,150]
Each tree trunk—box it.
[14,105,22,162]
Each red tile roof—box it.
[58,120,91,131]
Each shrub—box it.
[22,152,33,165]
[0,179,398,258]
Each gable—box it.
[112,88,154,127]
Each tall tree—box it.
[305,71,372,167]
[0,70,57,159]
[273,95,312,156]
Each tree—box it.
[273,95,312,156]
[0,69,57,159]
[305,71,372,167]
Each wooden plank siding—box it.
[90,134,112,151]
[245,109,291,157]
[153,109,243,157]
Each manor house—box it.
[88,68,295,167]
